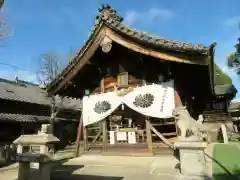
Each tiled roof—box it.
[0,113,76,122]
[94,4,210,53]
[0,78,81,110]
[0,78,50,104]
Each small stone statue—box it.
[173,106,210,142]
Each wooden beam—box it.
[149,123,175,150]
[92,131,102,143]
[145,117,153,153]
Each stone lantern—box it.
[13,124,60,180]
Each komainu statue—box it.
[173,106,210,142]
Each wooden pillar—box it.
[145,117,153,153]
[83,127,88,152]
[174,90,183,136]
[100,78,105,93]
[74,99,84,157]
[102,120,108,152]
[174,90,183,107]
[100,77,107,152]
[74,115,83,157]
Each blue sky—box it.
[0,0,240,98]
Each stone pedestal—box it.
[174,141,209,180]
[39,163,52,180]
[18,162,30,180]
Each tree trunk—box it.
[50,117,55,135]
[50,97,56,134]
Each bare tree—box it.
[0,16,8,38]
[37,52,63,85]
[0,0,11,39]
[36,52,68,134]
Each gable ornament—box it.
[101,36,112,53]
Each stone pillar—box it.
[17,144,23,154]
[39,162,52,180]
[39,145,48,154]
[220,124,228,144]
[18,162,30,180]
[174,141,208,180]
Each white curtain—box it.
[82,92,122,126]
[123,80,174,118]
[82,80,175,126]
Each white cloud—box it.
[148,8,173,21]
[223,16,240,27]
[124,8,173,26]
[125,11,138,26]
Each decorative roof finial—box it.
[95,4,123,24]
[0,0,4,9]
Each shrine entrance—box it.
[86,106,149,155]
[84,108,177,156]
[81,80,177,156]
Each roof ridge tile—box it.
[95,4,209,53]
